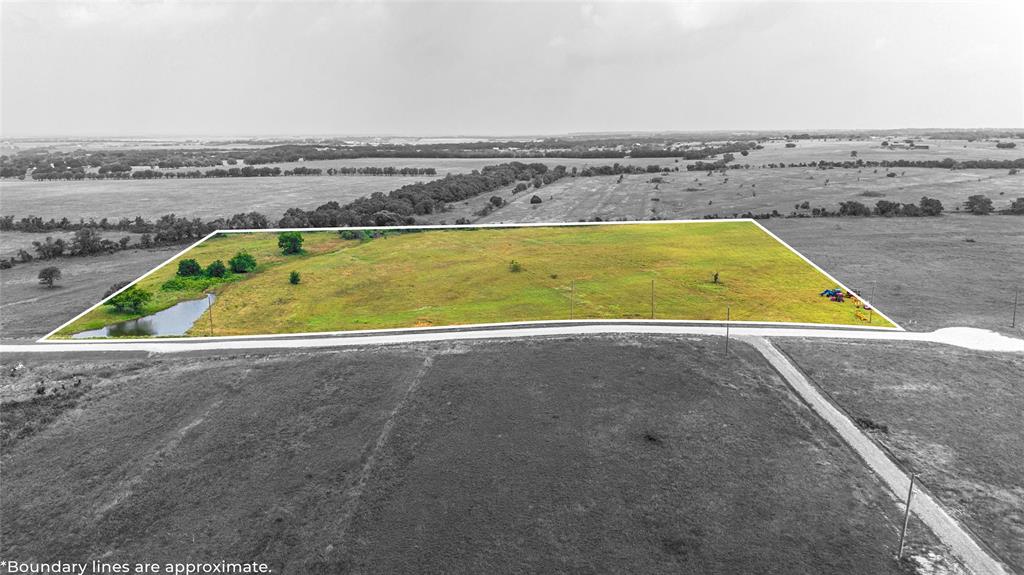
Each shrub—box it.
[38,267,61,288]
[530,195,542,204]
[854,416,889,434]
[107,286,152,313]
[964,194,993,215]
[278,231,304,255]
[206,260,227,278]
[177,258,203,277]
[339,230,359,240]
[1009,197,1024,215]
[508,260,523,273]
[103,281,131,298]
[289,271,301,284]
[228,251,257,273]
[489,196,504,208]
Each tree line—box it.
[19,165,441,181]
[277,162,568,228]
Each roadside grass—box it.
[55,222,895,338]
[777,339,1024,572]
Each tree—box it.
[229,251,257,273]
[838,201,871,217]
[177,258,203,277]
[107,286,152,313]
[874,200,901,217]
[72,227,103,255]
[32,236,66,260]
[919,196,944,216]
[489,196,504,208]
[206,260,227,278]
[278,231,304,255]
[964,195,993,215]
[289,271,301,284]
[38,267,61,288]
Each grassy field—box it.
[777,339,1024,572]
[0,336,961,573]
[463,168,1022,225]
[54,221,895,338]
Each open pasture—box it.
[470,167,1021,224]
[0,175,426,222]
[0,337,955,573]
[53,221,896,338]
[0,246,181,343]
[764,216,1024,336]
[748,138,1023,164]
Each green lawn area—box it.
[54,221,896,338]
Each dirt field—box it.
[777,339,1024,572]
[466,168,1021,224]
[0,336,959,573]
[0,246,180,342]
[0,175,427,221]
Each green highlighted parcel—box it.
[53,221,896,338]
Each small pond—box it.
[72,295,216,339]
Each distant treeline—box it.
[688,157,1024,171]
[278,162,568,227]
[1,139,759,179]
[18,165,439,181]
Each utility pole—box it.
[868,282,877,324]
[897,474,917,560]
[1013,287,1019,328]
[725,305,730,355]
[207,293,214,336]
[570,280,575,321]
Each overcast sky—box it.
[2,0,1022,137]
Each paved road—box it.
[3,324,1022,354]
[747,337,1012,575]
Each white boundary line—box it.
[751,219,904,330]
[38,231,221,341]
[38,218,902,343]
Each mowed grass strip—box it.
[57,221,895,337]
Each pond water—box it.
[72,295,216,339]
